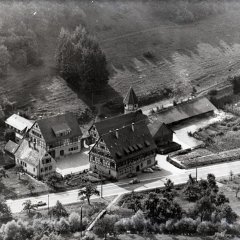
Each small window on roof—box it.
[133,145,138,151]
[129,146,134,152]
[137,143,143,149]
[145,140,150,147]
[124,147,130,154]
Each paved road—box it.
[7,159,240,213]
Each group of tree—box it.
[0,22,40,76]
[93,174,240,238]
[55,25,109,91]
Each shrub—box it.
[209,89,218,96]
[232,126,238,131]
[68,212,81,232]
[197,221,218,235]
[55,218,70,234]
[143,51,155,60]
[174,217,197,234]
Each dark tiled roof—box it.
[37,113,82,144]
[93,110,148,136]
[4,140,19,155]
[100,121,156,164]
[123,87,138,105]
[149,97,217,125]
[148,121,174,138]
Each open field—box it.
[1,1,240,116]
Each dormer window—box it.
[52,123,71,137]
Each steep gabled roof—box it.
[5,114,34,132]
[123,87,138,105]
[93,110,148,136]
[37,113,82,144]
[148,121,174,138]
[15,140,46,167]
[4,140,19,155]
[99,121,156,164]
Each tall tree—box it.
[56,25,109,91]
[78,182,99,205]
[0,200,12,224]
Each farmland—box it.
[1,1,240,117]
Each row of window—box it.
[69,146,78,151]
[20,161,27,167]
[32,130,42,138]
[40,166,52,173]
[42,158,51,164]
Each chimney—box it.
[131,123,134,132]
[115,129,119,139]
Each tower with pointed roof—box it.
[123,87,139,114]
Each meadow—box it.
[1,0,240,117]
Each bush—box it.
[55,218,70,234]
[143,51,155,60]
[174,217,197,234]
[68,212,81,232]
[232,126,239,131]
[197,221,218,235]
[209,89,218,96]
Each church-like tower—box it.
[123,87,139,114]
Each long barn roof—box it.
[149,97,217,125]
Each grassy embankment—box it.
[1,0,240,118]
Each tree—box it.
[45,173,61,189]
[56,25,109,91]
[93,214,119,239]
[78,182,100,205]
[193,196,215,222]
[22,200,36,216]
[0,200,12,224]
[49,201,68,220]
[164,179,174,192]
[0,45,10,76]
[27,182,35,195]
[207,173,218,193]
[184,174,200,201]
[172,78,192,101]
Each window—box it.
[33,168,35,172]
[45,167,48,171]
[100,158,103,164]
[42,159,45,164]
[49,166,52,171]
[41,168,44,172]
[46,158,51,164]
[147,159,151,165]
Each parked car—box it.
[142,168,154,173]
[129,178,140,184]
[152,165,161,171]
[127,172,137,178]
[33,201,47,208]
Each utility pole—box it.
[195,159,198,182]
[80,205,83,238]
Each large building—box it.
[28,112,83,159]
[89,87,158,179]
[89,119,157,179]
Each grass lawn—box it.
[0,167,50,201]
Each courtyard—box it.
[56,148,90,177]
